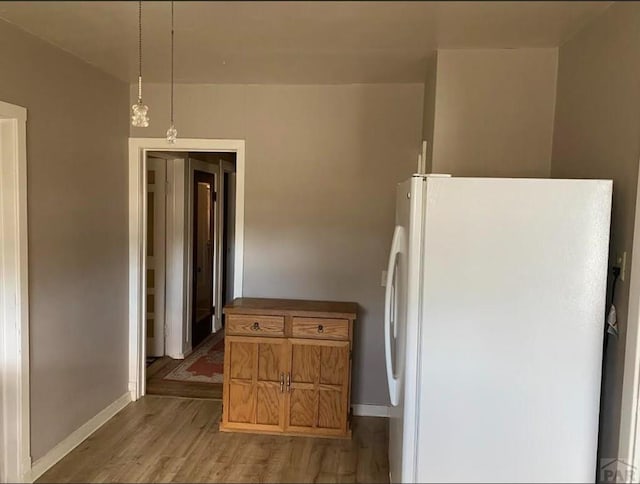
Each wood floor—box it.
[146,357,223,399]
[37,396,390,483]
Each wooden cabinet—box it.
[291,317,350,340]
[225,336,287,432]
[221,298,357,438]
[287,339,350,435]
[226,314,285,337]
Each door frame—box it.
[0,100,31,482]
[128,138,245,400]
[219,160,236,324]
[186,157,221,346]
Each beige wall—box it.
[131,83,424,405]
[551,2,640,462]
[0,20,129,460]
[430,48,558,177]
[421,53,438,173]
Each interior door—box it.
[192,170,215,348]
[146,156,166,357]
[286,339,350,436]
[223,336,287,431]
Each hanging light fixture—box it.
[131,0,150,128]
[166,0,177,143]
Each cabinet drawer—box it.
[227,314,285,337]
[292,317,349,340]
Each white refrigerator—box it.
[385,175,612,483]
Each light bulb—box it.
[166,124,177,144]
[131,101,149,128]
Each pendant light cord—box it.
[170,0,174,125]
[137,0,142,101]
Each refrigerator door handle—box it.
[385,225,404,406]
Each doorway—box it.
[142,149,238,399]
[192,170,215,348]
[129,138,245,402]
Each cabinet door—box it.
[223,335,287,431]
[286,339,350,436]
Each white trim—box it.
[0,100,30,483]
[26,392,131,483]
[128,138,245,400]
[619,160,640,469]
[220,160,237,324]
[0,100,27,121]
[351,404,390,418]
[233,146,245,299]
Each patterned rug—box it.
[163,331,225,384]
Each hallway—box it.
[146,333,224,400]
[37,396,389,483]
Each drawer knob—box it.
[252,322,260,331]
[317,324,324,333]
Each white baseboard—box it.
[26,392,131,482]
[351,404,390,417]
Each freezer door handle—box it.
[385,225,404,406]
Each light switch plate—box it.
[381,270,387,287]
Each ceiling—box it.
[0,1,612,84]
